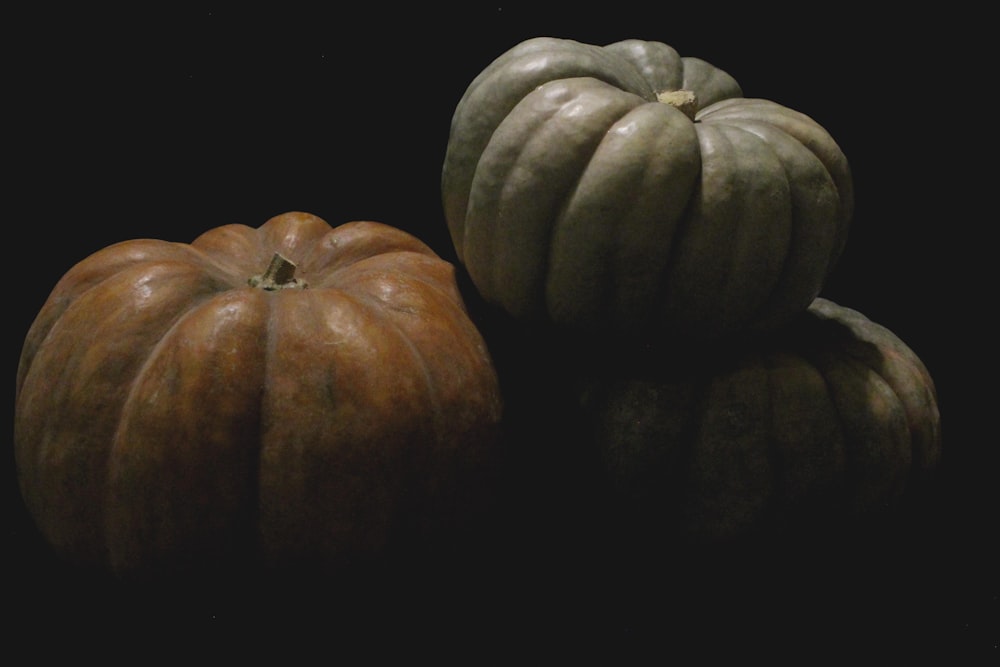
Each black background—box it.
[6,5,994,653]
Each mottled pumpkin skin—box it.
[15,211,504,579]
[579,299,940,542]
[442,37,853,342]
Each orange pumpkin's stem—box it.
[249,252,307,290]
[656,89,698,121]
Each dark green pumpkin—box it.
[578,298,940,542]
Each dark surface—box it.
[6,6,992,653]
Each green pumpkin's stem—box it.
[249,252,307,290]
[657,89,698,121]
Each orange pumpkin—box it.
[14,211,503,579]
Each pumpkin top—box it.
[17,212,472,398]
[443,37,745,227]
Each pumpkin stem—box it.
[249,252,307,290]
[657,89,698,120]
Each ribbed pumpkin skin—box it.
[579,299,940,542]
[442,37,854,342]
[14,211,504,579]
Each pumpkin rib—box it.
[334,281,456,539]
[602,39,685,93]
[678,56,743,107]
[314,251,459,302]
[654,122,791,339]
[188,223,265,284]
[601,107,689,331]
[256,289,391,561]
[717,122,800,334]
[16,259,231,569]
[254,268,497,564]
[804,336,912,514]
[707,123,794,334]
[810,303,941,477]
[601,39,745,108]
[304,220,440,278]
[814,300,939,401]
[798,301,940,506]
[718,107,847,274]
[443,38,656,256]
[789,318,886,512]
[845,345,917,470]
[336,280,446,426]
[699,98,853,267]
[16,242,202,393]
[531,80,643,309]
[654,122,742,335]
[250,216,487,556]
[535,82,651,325]
[546,99,699,333]
[761,349,846,520]
[457,37,653,112]
[461,94,548,310]
[106,287,267,574]
[257,286,436,562]
[255,211,335,266]
[713,118,841,332]
[467,77,645,321]
[335,259,497,419]
[330,284,473,526]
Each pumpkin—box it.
[441,37,854,342]
[577,298,940,542]
[14,211,504,579]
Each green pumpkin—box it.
[442,37,853,342]
[578,299,940,542]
